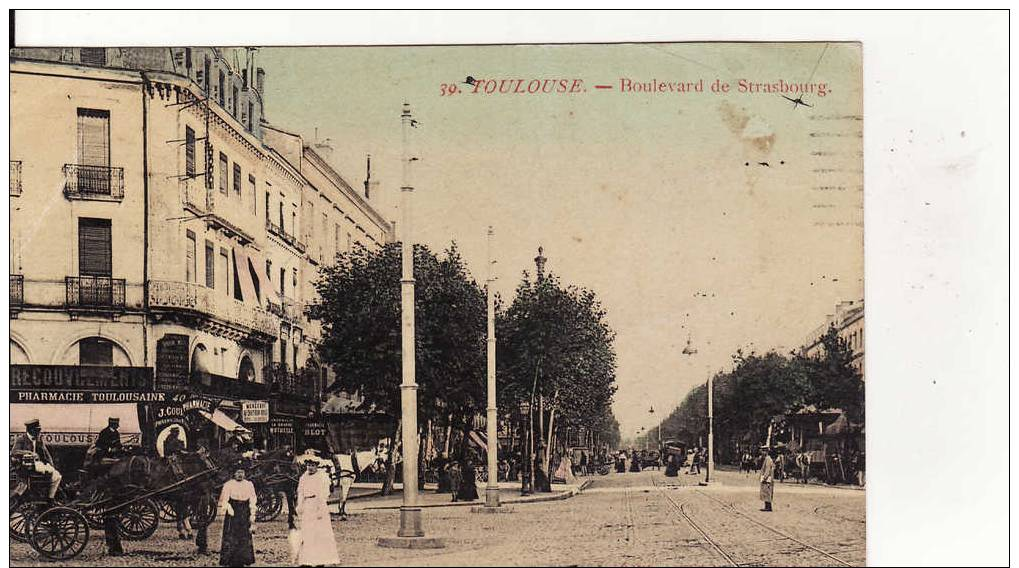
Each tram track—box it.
[649,478,856,567]
[694,489,854,567]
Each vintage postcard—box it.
[10,38,865,566]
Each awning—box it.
[467,430,487,453]
[233,248,259,306]
[198,408,248,433]
[10,403,141,446]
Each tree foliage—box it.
[654,324,864,460]
[310,242,486,427]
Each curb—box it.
[353,479,593,511]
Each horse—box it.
[331,449,381,518]
[243,447,301,528]
[76,448,221,541]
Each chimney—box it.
[363,154,379,200]
[256,67,265,94]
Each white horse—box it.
[331,449,382,519]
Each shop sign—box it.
[242,401,270,424]
[270,418,294,435]
[11,391,178,404]
[8,432,142,447]
[11,365,153,391]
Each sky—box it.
[256,43,863,440]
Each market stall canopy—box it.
[467,430,487,453]
[10,403,141,446]
[197,408,247,433]
[822,413,861,436]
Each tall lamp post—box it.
[482,227,501,509]
[700,372,715,486]
[378,103,443,548]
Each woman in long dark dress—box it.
[456,456,479,501]
[218,467,257,567]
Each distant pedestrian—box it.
[759,446,775,512]
[218,467,257,567]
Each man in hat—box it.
[11,419,62,501]
[759,445,775,512]
[163,426,187,478]
[93,417,123,462]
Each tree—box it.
[310,242,486,493]
[498,270,618,484]
[800,325,865,423]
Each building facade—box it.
[801,299,865,376]
[10,47,393,474]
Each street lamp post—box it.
[701,372,715,486]
[378,103,443,548]
[520,401,532,495]
[483,227,501,509]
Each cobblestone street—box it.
[11,468,865,566]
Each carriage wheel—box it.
[188,496,217,528]
[9,501,40,543]
[117,499,160,540]
[29,506,90,561]
[156,498,178,522]
[255,489,283,522]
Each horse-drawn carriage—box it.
[10,448,221,561]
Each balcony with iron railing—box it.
[65,276,126,311]
[148,279,279,338]
[179,176,255,244]
[10,161,22,196]
[63,164,124,201]
[265,363,318,402]
[180,177,212,214]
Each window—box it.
[265,191,270,221]
[79,337,113,366]
[186,230,197,283]
[78,218,112,277]
[232,86,239,118]
[219,153,229,194]
[185,126,196,177]
[292,268,298,287]
[77,108,110,169]
[247,101,254,131]
[292,212,297,236]
[279,202,284,229]
[205,241,215,288]
[203,57,210,91]
[334,224,341,257]
[248,175,257,213]
[279,267,285,297]
[280,340,287,369]
[307,202,314,240]
[219,248,230,296]
[80,48,106,66]
[233,163,241,195]
[218,70,225,106]
[346,232,352,253]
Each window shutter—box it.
[205,241,215,288]
[185,126,196,177]
[77,109,110,167]
[78,218,112,277]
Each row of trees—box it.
[310,242,619,492]
[647,327,864,462]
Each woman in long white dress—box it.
[295,459,340,566]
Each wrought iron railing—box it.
[10,274,23,305]
[10,161,22,196]
[147,279,278,337]
[63,164,125,200]
[65,276,126,309]
[265,363,318,402]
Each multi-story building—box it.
[10,47,393,473]
[801,299,865,376]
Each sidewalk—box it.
[332,480,592,513]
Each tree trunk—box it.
[544,406,557,475]
[381,419,401,496]
[443,414,453,458]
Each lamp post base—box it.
[377,536,446,549]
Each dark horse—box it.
[77,449,222,541]
[237,447,301,529]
